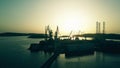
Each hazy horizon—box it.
[0,0,120,34]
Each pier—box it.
[40,52,59,68]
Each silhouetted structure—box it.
[29,23,120,68]
[96,21,106,34]
[98,22,101,33]
[103,21,105,34]
[96,21,98,34]
[96,21,101,34]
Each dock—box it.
[40,52,59,68]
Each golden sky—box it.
[0,0,120,34]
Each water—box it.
[51,52,120,68]
[0,36,52,68]
[0,36,120,68]
[106,39,120,42]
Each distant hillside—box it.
[0,32,47,38]
[83,34,120,40]
[0,32,29,36]
[28,34,47,38]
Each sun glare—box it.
[62,18,80,32]
[59,11,88,34]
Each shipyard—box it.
[28,22,120,68]
[1,0,120,68]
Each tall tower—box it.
[98,22,101,33]
[96,21,99,34]
[96,21,102,34]
[103,21,105,34]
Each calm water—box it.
[51,52,120,68]
[0,36,120,68]
[0,36,52,68]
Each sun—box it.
[63,18,80,32]
[59,12,86,34]
[54,9,93,35]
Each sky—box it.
[0,0,120,34]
